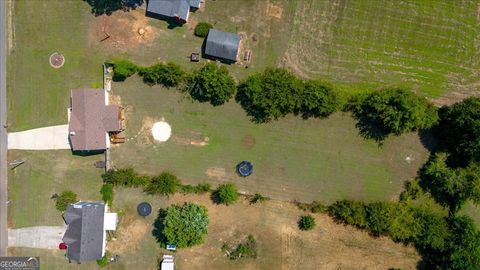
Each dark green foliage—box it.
[100,184,114,207]
[112,59,138,81]
[388,204,423,242]
[223,235,258,260]
[55,191,77,212]
[236,68,303,122]
[249,193,268,204]
[328,200,367,228]
[438,97,480,167]
[350,89,438,140]
[214,183,239,205]
[300,80,339,118]
[179,183,212,194]
[194,22,213,37]
[84,0,143,16]
[298,215,316,231]
[415,209,450,251]
[420,153,480,215]
[155,203,209,248]
[366,202,395,236]
[138,62,185,87]
[443,215,480,269]
[187,63,236,106]
[102,168,148,187]
[144,172,180,196]
[96,252,110,267]
[399,179,423,201]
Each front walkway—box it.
[8,226,66,249]
[8,125,70,150]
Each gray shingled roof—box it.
[189,0,201,8]
[63,202,105,263]
[68,88,121,151]
[147,0,191,22]
[204,29,240,62]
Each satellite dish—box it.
[137,202,152,217]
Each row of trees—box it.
[327,199,480,268]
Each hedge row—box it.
[328,200,480,269]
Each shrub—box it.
[187,63,236,106]
[300,80,339,118]
[295,200,327,213]
[388,204,423,242]
[214,183,239,205]
[328,200,367,228]
[415,209,450,251]
[250,193,267,204]
[438,97,480,166]
[138,62,185,87]
[55,191,77,212]
[366,202,395,236]
[155,203,209,248]
[112,60,137,81]
[236,68,303,122]
[102,168,148,187]
[100,184,114,207]
[96,252,110,267]
[194,22,213,37]
[350,88,438,140]
[444,215,480,269]
[298,215,316,231]
[224,235,258,260]
[399,179,423,201]
[144,172,180,196]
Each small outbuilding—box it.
[204,29,241,63]
[146,0,202,24]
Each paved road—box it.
[8,226,66,249]
[0,0,7,256]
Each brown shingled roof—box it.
[68,88,121,151]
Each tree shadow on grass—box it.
[235,90,271,124]
[353,114,390,143]
[152,208,168,246]
[84,0,144,16]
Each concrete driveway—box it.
[9,226,66,249]
[8,125,70,150]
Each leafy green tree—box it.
[350,89,438,140]
[55,191,77,212]
[85,0,143,16]
[415,210,450,251]
[236,68,303,122]
[138,62,185,87]
[420,153,480,215]
[366,202,395,235]
[298,215,316,231]
[144,172,180,196]
[388,204,422,242]
[100,184,114,206]
[300,80,339,118]
[194,22,213,37]
[112,59,137,81]
[438,97,480,166]
[214,183,239,205]
[328,200,367,228]
[444,215,480,269]
[155,203,209,248]
[187,63,236,106]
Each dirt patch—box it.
[172,130,209,146]
[205,167,226,179]
[241,134,256,149]
[266,3,283,19]
[165,194,420,270]
[108,213,150,253]
[89,9,158,52]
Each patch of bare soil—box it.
[266,3,283,19]
[108,213,150,253]
[205,167,226,179]
[241,134,256,149]
[167,194,420,270]
[89,9,158,52]
[172,130,209,146]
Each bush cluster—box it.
[113,60,185,87]
[222,234,258,260]
[100,184,114,207]
[112,59,137,81]
[194,22,213,37]
[295,200,327,213]
[298,215,316,231]
[54,191,78,212]
[213,183,239,205]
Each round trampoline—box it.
[237,161,253,177]
[137,202,152,217]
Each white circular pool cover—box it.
[151,121,171,142]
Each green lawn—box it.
[110,76,429,203]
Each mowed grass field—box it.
[111,77,429,203]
